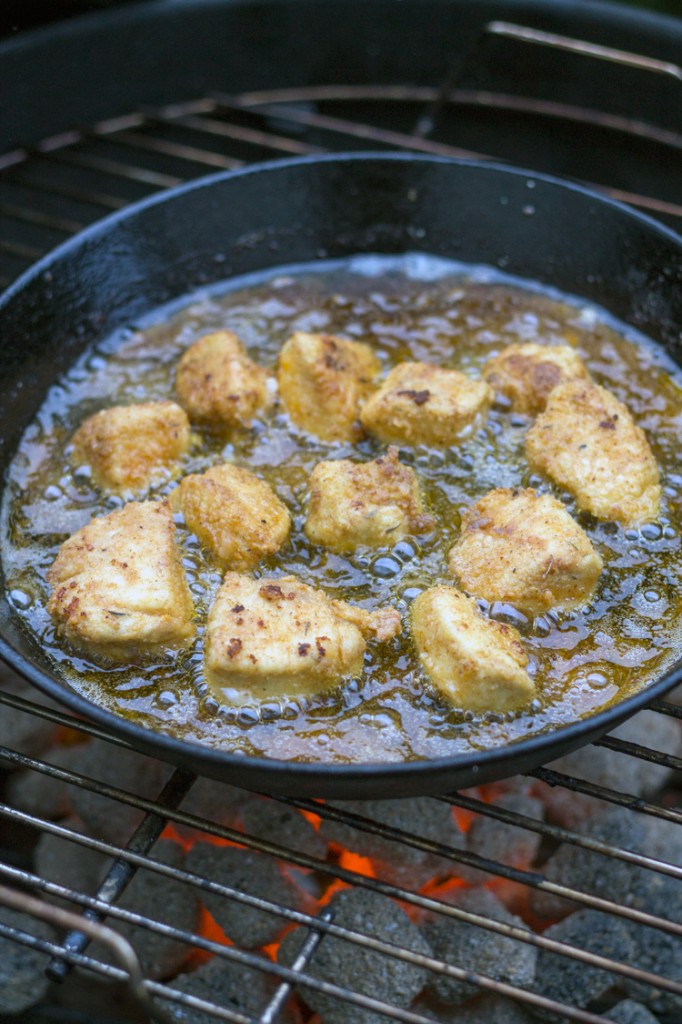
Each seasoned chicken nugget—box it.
[483,342,590,416]
[71,401,190,495]
[47,501,194,660]
[175,330,271,428]
[175,463,290,570]
[411,586,534,713]
[205,574,401,702]
[525,381,661,525]
[277,331,380,442]
[449,488,603,617]
[305,447,434,554]
[359,361,491,446]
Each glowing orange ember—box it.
[184,906,233,968]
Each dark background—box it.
[0,0,680,38]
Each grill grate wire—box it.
[0,685,680,1023]
[0,19,681,1024]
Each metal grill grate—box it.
[0,683,681,1023]
[0,20,681,1024]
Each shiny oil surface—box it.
[2,255,681,764]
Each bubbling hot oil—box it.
[2,256,681,763]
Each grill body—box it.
[0,2,680,1022]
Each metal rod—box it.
[257,908,334,1024]
[0,686,139,748]
[4,782,682,998]
[156,109,325,157]
[0,883,173,1024]
[51,147,184,189]
[594,734,682,771]
[4,169,128,210]
[1,742,680,943]
[649,699,682,718]
[0,238,43,260]
[487,21,682,82]
[214,92,486,160]
[441,793,682,881]
[0,201,83,234]
[0,858,631,1024]
[46,767,196,982]
[111,129,242,170]
[530,766,682,825]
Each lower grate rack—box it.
[0,671,680,1023]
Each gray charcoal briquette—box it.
[279,886,431,1024]
[70,739,173,842]
[0,906,55,1013]
[239,798,327,860]
[532,805,648,919]
[320,798,470,887]
[7,743,79,820]
[0,673,58,762]
[185,842,301,948]
[541,712,681,827]
[424,886,536,1006]
[177,777,249,838]
[604,1000,662,1024]
[415,993,537,1023]
[95,839,200,981]
[467,794,544,868]
[163,955,279,1024]
[622,900,682,1018]
[531,910,634,1022]
[34,818,108,903]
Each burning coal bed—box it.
[0,670,681,1024]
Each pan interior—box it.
[3,252,681,767]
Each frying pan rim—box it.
[1,150,681,792]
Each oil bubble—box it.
[372,556,401,579]
[393,540,416,562]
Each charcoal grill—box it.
[0,1,681,1021]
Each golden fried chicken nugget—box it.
[411,586,534,713]
[525,381,660,525]
[71,401,190,495]
[277,331,380,442]
[47,501,194,660]
[483,342,590,416]
[448,488,603,617]
[175,463,290,570]
[175,330,271,428]
[205,573,401,702]
[359,362,491,446]
[305,447,433,553]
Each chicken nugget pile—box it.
[47,280,665,726]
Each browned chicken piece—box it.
[359,361,491,447]
[174,463,291,570]
[175,330,272,429]
[71,401,190,495]
[305,447,434,554]
[411,586,535,713]
[205,573,401,702]
[525,381,661,526]
[449,488,603,617]
[47,500,194,660]
[483,342,590,416]
[277,331,380,442]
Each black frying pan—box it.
[0,154,680,798]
